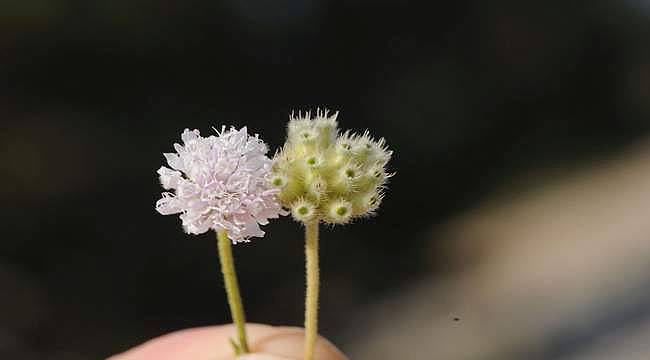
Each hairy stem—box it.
[217,230,250,354]
[304,220,320,360]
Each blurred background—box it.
[2,0,650,359]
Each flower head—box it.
[155,127,286,243]
[272,109,393,224]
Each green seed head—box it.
[274,109,392,224]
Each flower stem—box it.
[217,230,250,355]
[304,220,320,360]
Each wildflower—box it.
[155,127,286,243]
[273,109,394,360]
[155,125,287,355]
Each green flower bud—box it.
[291,198,317,222]
[304,153,324,169]
[352,189,384,216]
[269,173,288,189]
[325,199,353,224]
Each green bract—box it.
[271,110,393,224]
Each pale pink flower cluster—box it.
[155,127,286,243]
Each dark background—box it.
[1,0,649,358]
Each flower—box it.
[155,127,287,243]
[272,109,393,224]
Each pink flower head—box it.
[156,127,286,243]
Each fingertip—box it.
[237,354,291,360]
[107,324,275,360]
[107,324,348,360]
[252,327,348,360]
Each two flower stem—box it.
[216,223,320,359]
[304,220,320,360]
[217,230,250,355]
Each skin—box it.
[108,324,348,360]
